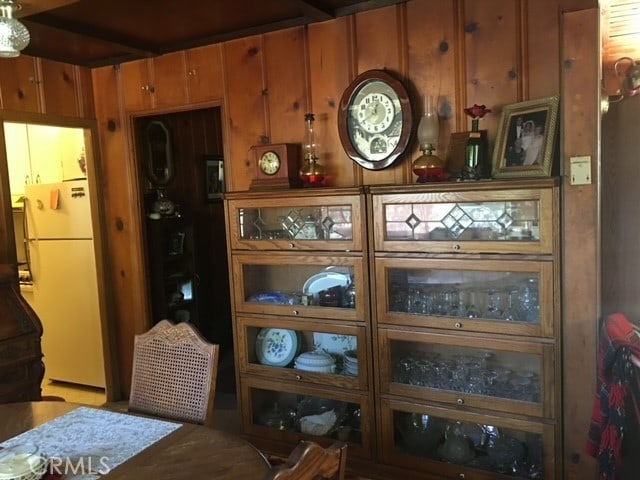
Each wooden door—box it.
[152,51,189,108]
[120,58,154,111]
[0,56,41,113]
[39,58,80,117]
[186,44,224,103]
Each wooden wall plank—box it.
[307,17,352,187]
[263,27,308,146]
[463,0,519,138]
[406,0,457,179]
[91,64,148,396]
[354,5,405,186]
[527,0,561,99]
[561,8,600,480]
[307,18,355,187]
[39,59,79,117]
[222,36,266,192]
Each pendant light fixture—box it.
[0,0,29,58]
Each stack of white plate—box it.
[294,350,336,373]
[343,350,358,376]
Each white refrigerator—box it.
[24,179,106,388]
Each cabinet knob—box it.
[289,243,295,248]
[292,310,299,315]
[458,474,465,479]
[295,375,302,381]
[188,69,197,76]
[453,244,461,250]
[142,84,156,93]
[457,398,465,405]
[454,322,462,329]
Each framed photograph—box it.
[205,156,224,200]
[491,96,559,178]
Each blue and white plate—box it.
[255,328,299,367]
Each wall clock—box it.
[338,69,413,170]
[249,143,301,190]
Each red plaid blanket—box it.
[587,313,640,479]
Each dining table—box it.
[0,401,272,479]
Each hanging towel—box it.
[587,313,640,480]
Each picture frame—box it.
[491,96,559,178]
[204,156,224,200]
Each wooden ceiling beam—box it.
[23,13,159,57]
[295,0,335,21]
[17,0,79,17]
[333,0,408,17]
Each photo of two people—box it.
[505,112,548,167]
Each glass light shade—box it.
[413,95,445,182]
[0,1,29,58]
[300,112,325,187]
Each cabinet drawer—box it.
[374,257,555,338]
[225,190,365,252]
[370,184,557,255]
[231,254,366,321]
[380,398,558,479]
[239,376,373,459]
[237,315,369,390]
[378,328,557,419]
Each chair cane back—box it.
[129,320,219,426]
[262,441,347,480]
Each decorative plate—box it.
[255,328,299,367]
[312,332,357,355]
[302,272,351,297]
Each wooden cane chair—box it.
[262,441,347,480]
[129,320,219,426]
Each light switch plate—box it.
[570,156,591,185]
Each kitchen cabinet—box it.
[368,178,561,480]
[4,123,86,201]
[120,47,222,112]
[0,56,91,117]
[224,188,373,461]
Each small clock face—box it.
[258,151,281,175]
[338,70,412,171]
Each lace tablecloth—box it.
[0,406,182,479]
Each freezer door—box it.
[29,238,105,388]
[25,180,93,240]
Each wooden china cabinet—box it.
[369,178,561,480]
[224,188,375,463]
[225,178,561,479]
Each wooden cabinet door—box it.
[120,58,154,111]
[152,51,188,108]
[0,56,41,113]
[39,58,80,117]
[186,44,223,103]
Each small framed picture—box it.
[205,156,224,200]
[168,231,185,256]
[491,96,559,178]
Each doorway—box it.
[132,106,235,392]
[0,113,114,399]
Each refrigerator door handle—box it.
[22,198,34,283]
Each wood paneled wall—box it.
[88,1,600,478]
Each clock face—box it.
[338,70,413,170]
[258,151,281,175]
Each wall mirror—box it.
[145,120,174,186]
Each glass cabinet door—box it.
[237,316,368,390]
[240,377,373,459]
[370,186,556,254]
[231,254,366,321]
[378,329,556,419]
[226,191,364,251]
[374,257,555,338]
[380,399,556,480]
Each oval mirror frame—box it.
[145,120,174,186]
